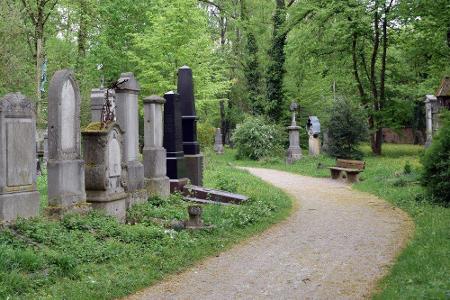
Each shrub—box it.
[421,112,450,205]
[327,97,368,159]
[231,116,285,160]
[197,122,216,149]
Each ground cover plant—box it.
[0,152,292,299]
[228,143,450,299]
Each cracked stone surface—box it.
[127,167,413,300]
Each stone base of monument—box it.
[170,178,190,193]
[124,160,145,191]
[214,144,224,154]
[86,191,128,222]
[308,136,321,156]
[145,177,170,198]
[0,191,40,223]
[184,154,204,186]
[286,147,302,164]
[126,189,148,209]
[47,159,86,208]
[46,202,92,220]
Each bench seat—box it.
[329,159,365,183]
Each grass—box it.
[0,151,292,299]
[229,143,450,299]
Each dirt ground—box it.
[126,167,414,300]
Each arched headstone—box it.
[47,69,86,213]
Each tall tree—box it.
[19,0,58,122]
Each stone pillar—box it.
[424,94,438,148]
[286,103,302,164]
[178,66,203,186]
[114,72,146,207]
[214,128,224,154]
[82,123,128,222]
[47,69,87,214]
[163,91,188,191]
[0,93,40,222]
[143,95,170,197]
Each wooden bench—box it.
[329,159,365,183]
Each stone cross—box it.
[214,128,224,154]
[143,95,170,197]
[0,93,40,222]
[177,66,203,185]
[114,72,145,206]
[82,123,127,222]
[163,91,187,181]
[47,69,86,212]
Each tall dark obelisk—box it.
[163,91,188,191]
[178,66,203,186]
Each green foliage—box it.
[421,112,450,205]
[0,152,291,299]
[231,116,285,160]
[197,122,216,149]
[328,97,368,159]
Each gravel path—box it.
[127,167,413,300]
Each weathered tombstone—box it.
[307,116,321,156]
[82,123,128,222]
[321,129,330,154]
[163,91,188,191]
[90,88,105,122]
[0,93,40,222]
[143,95,170,197]
[286,102,302,164]
[214,128,224,154]
[114,72,146,206]
[178,66,204,186]
[424,94,438,147]
[91,88,116,123]
[47,69,87,214]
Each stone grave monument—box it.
[163,91,188,191]
[307,116,321,156]
[114,72,146,207]
[143,95,170,197]
[286,102,302,164]
[214,128,224,154]
[91,88,116,123]
[82,123,128,222]
[0,93,40,222]
[178,66,204,186]
[47,69,87,214]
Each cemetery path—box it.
[127,167,413,300]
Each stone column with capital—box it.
[114,72,146,207]
[286,102,302,164]
[143,95,170,197]
[178,66,204,186]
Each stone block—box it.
[125,160,145,192]
[184,154,203,186]
[145,177,170,198]
[90,198,127,223]
[143,147,167,178]
[0,191,40,223]
[47,159,86,208]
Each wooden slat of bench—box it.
[336,159,365,170]
[329,167,362,173]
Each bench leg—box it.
[346,172,360,183]
[330,169,342,180]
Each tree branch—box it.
[43,0,58,25]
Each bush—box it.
[197,122,216,149]
[327,97,368,159]
[421,112,450,205]
[231,116,285,160]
